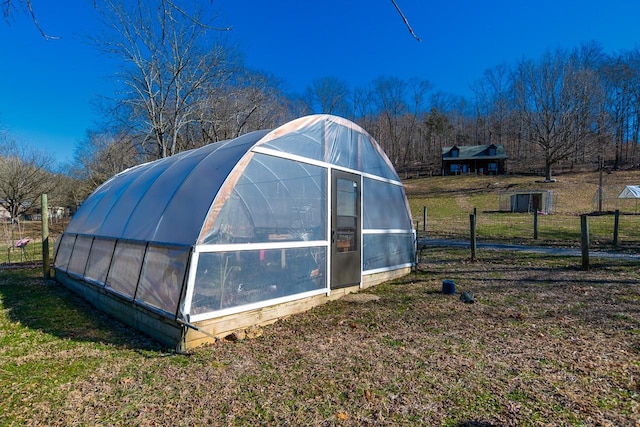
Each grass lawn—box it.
[1,247,639,426]
[405,170,640,249]
[1,170,640,425]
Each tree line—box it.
[3,1,640,219]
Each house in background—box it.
[441,143,508,176]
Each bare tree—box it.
[303,77,352,117]
[370,76,408,165]
[512,48,603,181]
[472,64,513,146]
[195,69,291,143]
[401,78,432,166]
[96,0,232,160]
[0,139,57,221]
[2,0,60,39]
[73,130,142,189]
[600,49,640,168]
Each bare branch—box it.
[25,0,60,40]
[390,0,421,42]
[163,0,232,31]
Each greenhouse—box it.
[53,114,416,349]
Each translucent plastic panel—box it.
[261,121,325,160]
[100,154,180,238]
[84,238,116,285]
[67,235,93,277]
[203,154,326,244]
[152,133,267,245]
[359,137,400,180]
[66,168,140,236]
[105,241,146,299]
[362,233,415,271]
[362,178,413,230]
[54,233,75,271]
[136,245,190,316]
[64,130,269,245]
[191,247,326,315]
[324,122,360,170]
[262,118,398,180]
[262,120,362,169]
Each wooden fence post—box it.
[580,214,589,271]
[533,209,538,240]
[41,194,50,279]
[470,213,476,261]
[613,209,620,247]
[423,206,427,233]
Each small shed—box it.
[618,185,640,212]
[499,190,554,213]
[53,115,416,350]
[618,185,640,199]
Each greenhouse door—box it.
[331,170,361,289]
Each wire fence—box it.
[0,220,64,267]
[3,211,640,267]
[416,210,640,251]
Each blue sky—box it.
[1,0,639,166]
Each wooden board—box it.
[56,266,412,351]
[186,267,411,349]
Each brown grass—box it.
[2,171,640,425]
[2,247,639,426]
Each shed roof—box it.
[618,185,640,199]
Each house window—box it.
[450,164,460,173]
[451,148,459,158]
[488,147,496,156]
[488,163,498,172]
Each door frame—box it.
[330,169,361,289]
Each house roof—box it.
[442,144,508,161]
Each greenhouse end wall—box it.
[53,115,416,349]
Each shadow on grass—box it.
[0,268,165,352]
[455,422,499,427]
[405,253,640,334]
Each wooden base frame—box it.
[55,267,412,351]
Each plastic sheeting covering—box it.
[65,130,270,245]
[55,115,414,322]
[201,154,326,244]
[258,116,399,180]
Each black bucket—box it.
[442,279,456,295]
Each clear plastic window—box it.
[363,233,415,271]
[105,241,146,299]
[85,238,116,285]
[191,247,326,315]
[336,178,358,252]
[136,245,190,315]
[54,233,75,271]
[204,154,326,244]
[363,178,413,230]
[67,235,93,277]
